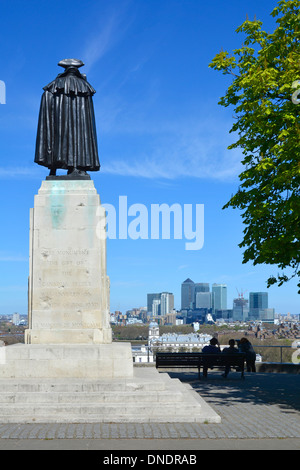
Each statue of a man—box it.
[34,59,100,178]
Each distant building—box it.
[181,278,195,310]
[259,308,275,322]
[214,309,233,321]
[148,321,160,347]
[164,312,177,325]
[233,297,249,322]
[250,292,268,309]
[194,283,209,293]
[195,291,212,309]
[180,308,210,325]
[212,284,227,310]
[147,293,161,314]
[160,292,174,316]
[12,313,20,325]
[133,320,215,363]
[181,279,211,310]
[249,292,268,320]
[148,322,212,352]
[126,318,144,325]
[147,292,174,316]
[132,344,154,363]
[152,299,161,316]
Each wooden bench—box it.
[156,352,246,379]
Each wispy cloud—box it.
[113,280,146,288]
[0,166,44,179]
[215,271,257,283]
[177,264,189,271]
[82,17,118,72]
[95,84,243,182]
[0,252,27,262]
[102,126,243,182]
[81,7,134,73]
[0,125,242,183]
[0,285,27,291]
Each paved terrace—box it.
[0,368,299,450]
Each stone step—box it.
[0,379,166,393]
[0,370,221,424]
[0,414,204,424]
[0,389,185,404]
[0,402,203,423]
[0,402,199,415]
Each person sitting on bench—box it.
[202,338,220,377]
[221,339,240,378]
[239,337,256,373]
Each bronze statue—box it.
[34,59,100,179]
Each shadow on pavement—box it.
[166,371,300,414]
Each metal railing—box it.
[252,345,299,364]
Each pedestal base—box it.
[0,343,133,379]
[0,358,220,423]
[0,344,221,423]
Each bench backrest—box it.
[156,352,245,367]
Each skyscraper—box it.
[249,292,268,310]
[249,292,269,320]
[147,294,161,314]
[147,292,174,316]
[212,284,227,310]
[233,297,249,322]
[152,299,161,316]
[181,278,195,310]
[194,283,209,293]
[195,292,212,309]
[160,292,174,316]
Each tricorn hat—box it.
[58,58,84,69]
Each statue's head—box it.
[58,59,84,77]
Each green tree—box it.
[209,0,300,292]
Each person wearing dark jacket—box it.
[221,339,239,377]
[202,338,220,377]
[239,337,256,372]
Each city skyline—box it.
[147,278,277,318]
[0,0,299,317]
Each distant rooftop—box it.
[154,333,212,344]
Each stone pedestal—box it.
[19,179,133,379]
[26,180,112,345]
[0,178,220,424]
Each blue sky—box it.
[0,0,299,316]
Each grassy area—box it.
[0,321,25,345]
[112,324,194,341]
